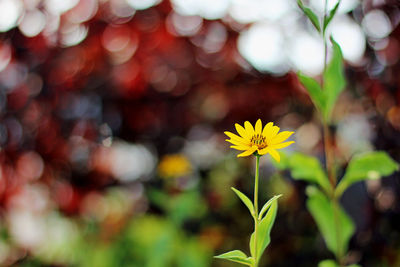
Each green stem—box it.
[253,155,260,267]
[323,123,336,187]
[323,123,342,265]
[254,156,260,217]
[321,1,344,265]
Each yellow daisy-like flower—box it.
[224,119,295,161]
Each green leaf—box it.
[288,153,332,195]
[323,1,341,33]
[336,151,399,197]
[319,259,338,267]
[250,199,278,262]
[258,194,282,220]
[306,186,355,258]
[297,0,321,32]
[323,37,346,121]
[319,259,361,267]
[298,72,326,114]
[214,250,253,266]
[250,233,255,259]
[231,187,255,216]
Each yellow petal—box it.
[226,139,248,146]
[244,121,254,137]
[270,131,294,145]
[262,122,273,137]
[237,147,257,157]
[225,131,247,144]
[258,147,270,155]
[230,145,249,151]
[268,149,280,162]
[265,126,280,140]
[235,123,250,139]
[255,119,262,135]
[270,141,295,149]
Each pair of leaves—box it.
[283,151,397,258]
[297,0,341,34]
[306,186,355,258]
[280,151,398,199]
[297,0,343,122]
[231,187,280,261]
[231,187,281,221]
[215,189,280,266]
[335,151,399,197]
[323,1,341,33]
[250,199,278,263]
[298,38,346,122]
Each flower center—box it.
[250,134,267,149]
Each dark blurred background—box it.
[0,0,400,266]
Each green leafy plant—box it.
[290,1,400,266]
[216,120,295,266]
[214,157,280,267]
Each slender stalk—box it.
[323,123,336,187]
[321,1,344,265]
[253,155,260,267]
[323,123,342,265]
[254,156,260,217]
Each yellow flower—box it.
[224,119,294,161]
[158,154,192,179]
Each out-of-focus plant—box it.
[149,189,207,227]
[278,1,400,266]
[77,214,211,267]
[158,154,192,179]
[215,120,294,267]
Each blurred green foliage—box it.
[336,152,399,197]
[294,1,400,266]
[306,186,355,257]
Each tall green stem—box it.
[254,156,260,217]
[253,155,260,267]
[321,1,344,265]
[323,123,336,187]
[323,123,342,265]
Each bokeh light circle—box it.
[330,15,366,64]
[19,9,47,37]
[0,0,23,32]
[288,31,324,75]
[362,9,392,39]
[126,0,161,10]
[238,22,289,74]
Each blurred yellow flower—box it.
[158,154,192,179]
[224,119,294,161]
